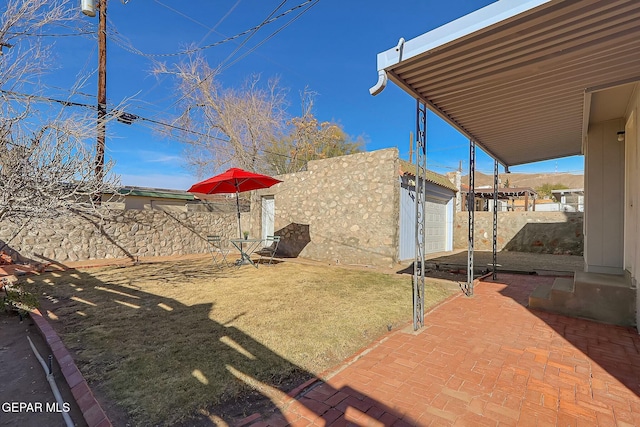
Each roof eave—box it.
[374,0,553,72]
[373,0,556,167]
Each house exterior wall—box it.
[454,211,583,255]
[625,86,640,327]
[0,210,237,263]
[250,148,400,268]
[584,119,625,274]
[124,196,188,212]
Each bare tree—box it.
[156,54,288,176]
[264,91,364,175]
[0,0,121,227]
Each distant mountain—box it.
[450,171,584,190]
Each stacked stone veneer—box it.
[454,211,584,255]
[0,210,238,263]
[250,148,400,267]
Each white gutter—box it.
[369,37,404,96]
[369,0,552,96]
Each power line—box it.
[149,1,304,119]
[196,0,242,46]
[113,1,314,59]
[0,89,295,161]
[6,31,94,37]
[220,0,319,73]
[218,0,287,70]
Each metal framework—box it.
[413,100,427,330]
[492,159,498,280]
[466,140,475,296]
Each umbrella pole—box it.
[235,190,242,238]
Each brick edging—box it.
[30,308,112,427]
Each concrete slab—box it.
[425,250,583,274]
[529,283,552,301]
[552,277,574,293]
[575,271,629,288]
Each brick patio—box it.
[248,274,640,426]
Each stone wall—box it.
[0,210,238,264]
[454,211,584,255]
[249,148,400,267]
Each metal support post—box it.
[492,159,498,280]
[466,140,475,296]
[413,100,427,330]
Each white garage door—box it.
[399,186,449,260]
[424,197,447,253]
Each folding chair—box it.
[258,235,281,266]
[207,235,229,268]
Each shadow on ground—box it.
[19,264,413,426]
[492,273,640,399]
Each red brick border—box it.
[30,308,112,427]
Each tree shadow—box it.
[273,223,310,258]
[502,214,583,255]
[21,263,414,426]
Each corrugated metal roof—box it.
[399,160,458,192]
[373,0,640,167]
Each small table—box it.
[229,238,265,268]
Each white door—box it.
[261,196,275,240]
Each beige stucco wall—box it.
[0,210,237,263]
[454,211,583,255]
[624,86,640,328]
[123,196,189,212]
[584,119,626,274]
[248,148,401,267]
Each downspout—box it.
[369,70,388,96]
[369,38,405,96]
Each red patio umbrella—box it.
[187,168,282,238]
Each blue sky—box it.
[43,0,584,189]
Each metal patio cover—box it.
[370,0,640,167]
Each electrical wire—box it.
[220,0,319,73]
[197,0,242,46]
[147,1,297,119]
[113,1,313,59]
[5,31,94,37]
[218,1,287,69]
[0,89,294,161]
[2,89,583,176]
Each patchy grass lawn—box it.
[23,258,455,426]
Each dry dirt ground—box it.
[0,310,87,427]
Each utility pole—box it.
[82,0,107,200]
[96,0,107,189]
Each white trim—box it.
[374,0,552,71]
